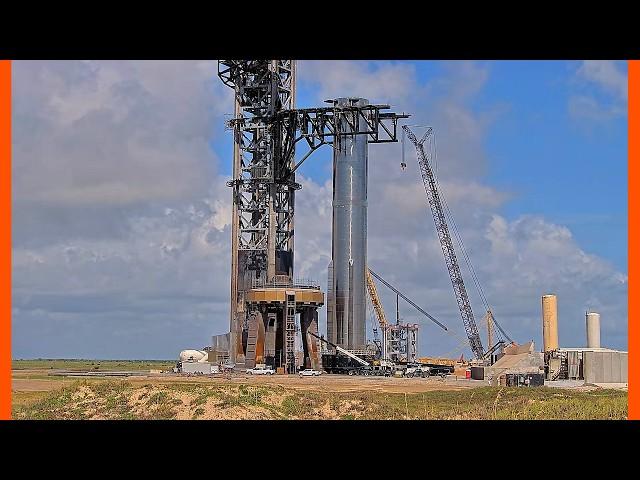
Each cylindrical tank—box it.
[328,97,368,350]
[586,311,601,348]
[541,294,559,352]
[179,350,208,363]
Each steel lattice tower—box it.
[219,60,408,370]
[218,61,299,366]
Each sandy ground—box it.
[14,369,627,396]
[12,369,485,395]
[12,369,73,393]
[12,378,73,392]
[12,368,628,420]
[129,372,484,393]
[544,379,628,391]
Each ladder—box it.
[285,292,296,374]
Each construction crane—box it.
[368,268,448,332]
[486,310,494,351]
[482,339,506,362]
[366,269,389,330]
[480,308,512,349]
[366,267,449,363]
[402,125,485,359]
[366,269,389,358]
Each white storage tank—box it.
[179,349,208,363]
[586,311,601,348]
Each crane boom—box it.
[366,268,389,359]
[309,331,370,366]
[366,268,389,330]
[368,268,448,331]
[403,125,484,359]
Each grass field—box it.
[12,359,175,371]
[12,379,628,420]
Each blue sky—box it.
[477,61,627,272]
[11,60,629,359]
[221,61,628,273]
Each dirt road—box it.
[12,368,484,395]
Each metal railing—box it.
[251,277,321,290]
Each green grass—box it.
[12,381,628,420]
[370,387,627,420]
[12,359,175,372]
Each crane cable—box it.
[428,136,490,310]
[419,130,512,345]
[367,267,474,354]
[440,188,503,342]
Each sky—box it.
[11,60,628,360]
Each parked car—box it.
[246,365,275,375]
[405,365,430,378]
[299,369,322,377]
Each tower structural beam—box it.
[219,60,409,363]
[218,60,297,366]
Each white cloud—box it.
[569,60,627,123]
[11,60,628,360]
[568,94,626,122]
[577,60,627,102]
[12,187,234,358]
[13,60,232,209]
[12,60,236,358]
[298,60,419,107]
[296,60,627,355]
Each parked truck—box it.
[246,365,275,375]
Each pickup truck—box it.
[246,366,275,375]
[299,369,322,377]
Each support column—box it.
[245,311,260,369]
[265,312,277,367]
[229,99,241,365]
[267,183,277,281]
[301,308,321,370]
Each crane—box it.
[366,269,389,330]
[366,268,389,358]
[308,331,369,366]
[366,267,449,363]
[368,268,448,332]
[402,125,485,359]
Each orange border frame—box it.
[0,61,634,420]
[629,60,638,420]
[0,60,10,420]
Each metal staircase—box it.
[285,292,296,373]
